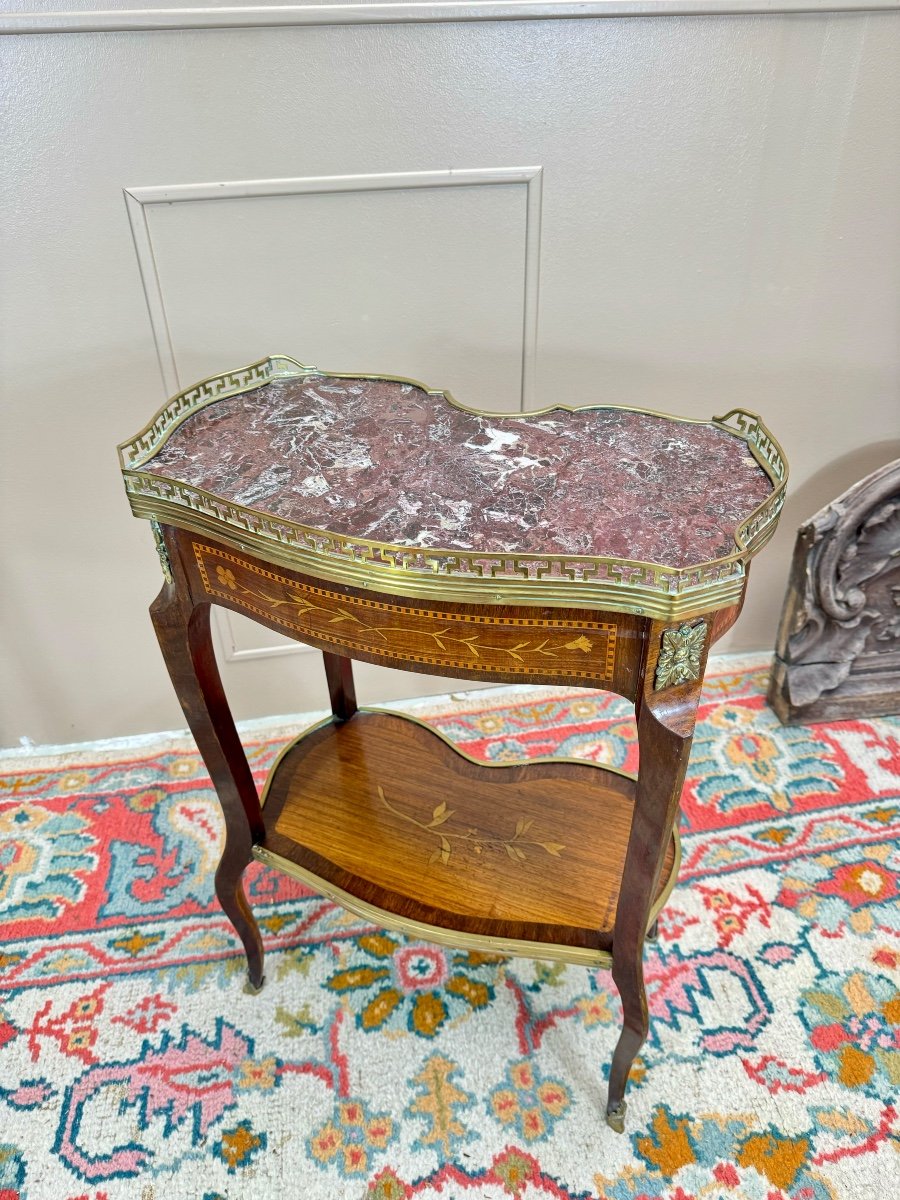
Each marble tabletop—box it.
[141,373,773,571]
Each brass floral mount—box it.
[377,785,565,867]
[654,620,708,690]
[150,519,173,584]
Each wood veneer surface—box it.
[262,711,676,953]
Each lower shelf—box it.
[255,709,678,966]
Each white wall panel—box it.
[127,169,540,408]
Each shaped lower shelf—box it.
[254,709,678,966]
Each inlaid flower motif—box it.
[308,1099,394,1176]
[488,1060,570,1142]
[563,635,593,653]
[378,786,564,866]
[801,970,900,1094]
[215,565,237,589]
[325,935,500,1038]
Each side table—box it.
[118,356,787,1131]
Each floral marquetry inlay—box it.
[193,543,617,681]
[377,786,565,868]
[654,621,708,690]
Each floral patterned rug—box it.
[1,656,898,1200]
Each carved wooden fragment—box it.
[768,459,900,724]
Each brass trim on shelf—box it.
[252,833,680,967]
[119,355,788,617]
[252,705,679,965]
[258,705,639,812]
[252,843,613,968]
[258,714,334,810]
[652,824,682,929]
[118,355,313,469]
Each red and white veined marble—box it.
[143,374,773,568]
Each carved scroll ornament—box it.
[768,459,900,724]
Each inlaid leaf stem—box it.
[377,786,565,867]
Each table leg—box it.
[150,529,266,991]
[606,663,704,1132]
[323,651,357,723]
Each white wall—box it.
[2,3,899,745]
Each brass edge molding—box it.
[252,824,679,964]
[137,497,749,617]
[252,844,612,969]
[712,407,789,557]
[259,706,639,807]
[118,355,311,469]
[119,355,787,615]
[258,714,334,809]
[648,825,682,931]
[257,708,676,962]
[134,497,748,618]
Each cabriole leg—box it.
[149,526,266,991]
[606,620,706,1131]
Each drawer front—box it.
[192,541,618,683]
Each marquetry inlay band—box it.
[194,543,617,680]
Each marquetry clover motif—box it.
[654,620,707,690]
